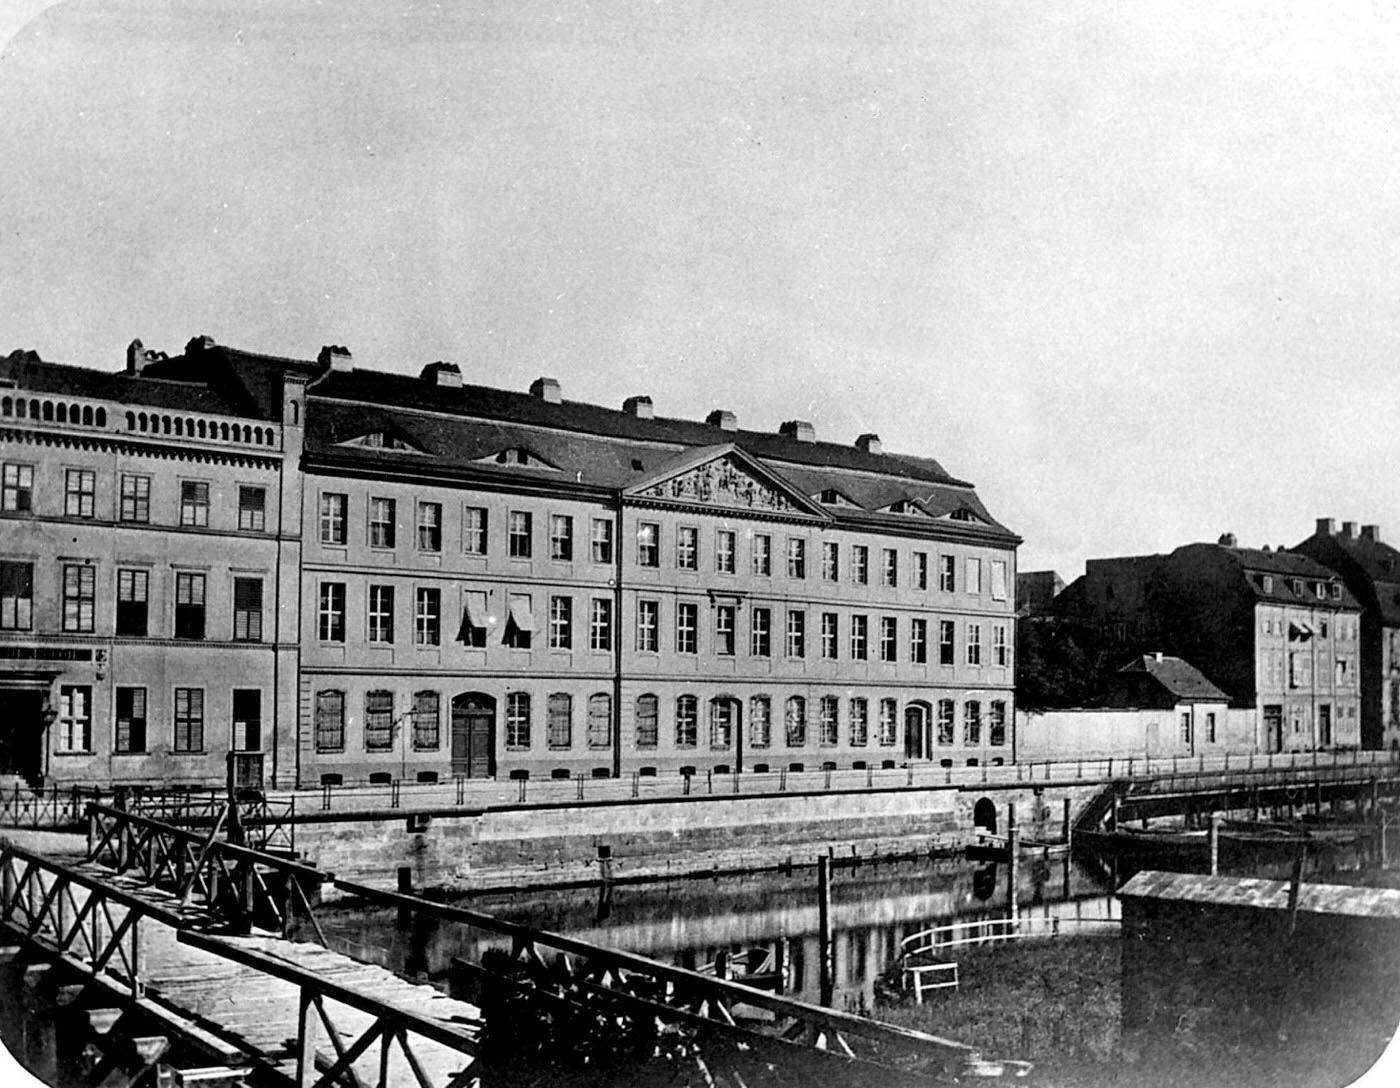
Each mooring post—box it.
[1062,797,1073,848]
[1109,792,1119,832]
[818,854,834,1006]
[1007,802,1020,923]
[1208,814,1221,876]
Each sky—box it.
[2,0,1399,579]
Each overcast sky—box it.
[2,0,1397,578]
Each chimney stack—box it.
[1342,521,1357,537]
[855,433,882,454]
[1218,532,1237,547]
[530,377,562,404]
[420,362,462,388]
[1316,517,1336,537]
[622,396,653,419]
[1362,524,1381,543]
[706,409,737,431]
[125,339,167,375]
[318,345,353,372]
[779,420,816,443]
[185,335,215,356]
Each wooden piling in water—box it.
[818,854,833,1006]
[1007,803,1020,923]
[1208,814,1221,876]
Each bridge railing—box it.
[0,782,104,829]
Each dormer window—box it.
[476,447,558,470]
[949,508,976,521]
[340,430,420,452]
[887,500,920,515]
[1330,583,1342,600]
[819,488,841,504]
[1290,579,1303,596]
[1261,575,1274,593]
[1314,582,1325,600]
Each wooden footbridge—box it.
[1,802,1014,1088]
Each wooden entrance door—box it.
[451,693,496,778]
[904,704,929,761]
[0,689,45,783]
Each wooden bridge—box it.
[1,803,1017,1087]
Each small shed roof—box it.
[1120,870,1400,920]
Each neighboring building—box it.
[1292,518,1400,751]
[1053,536,1363,752]
[1015,570,1063,615]
[2,336,1020,789]
[1017,652,1246,761]
[0,340,309,789]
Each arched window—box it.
[15,398,26,418]
[709,697,735,750]
[785,696,806,747]
[81,406,94,426]
[1,397,10,416]
[219,423,229,441]
[963,701,982,746]
[173,417,183,437]
[95,408,106,427]
[196,419,206,439]
[634,694,658,749]
[675,695,698,748]
[587,693,611,749]
[290,400,300,424]
[242,425,252,443]
[162,416,171,434]
[71,403,81,423]
[749,696,771,749]
[124,411,135,430]
[547,693,572,750]
[54,402,65,423]
[28,399,40,419]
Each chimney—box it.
[185,334,215,356]
[1362,525,1381,542]
[779,420,816,443]
[1342,521,1357,537]
[420,361,462,388]
[706,409,737,431]
[1316,517,1336,537]
[125,339,167,375]
[530,377,562,404]
[622,396,653,419]
[1153,651,1164,663]
[1218,532,1237,547]
[318,345,354,372]
[855,433,882,454]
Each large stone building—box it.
[1292,518,1400,752]
[1054,537,1364,752]
[1,337,1021,788]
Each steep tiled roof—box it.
[1,350,241,416]
[1173,543,1360,610]
[1295,532,1400,625]
[1119,654,1228,702]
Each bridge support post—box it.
[1208,815,1221,876]
[817,855,833,1006]
[1062,798,1072,848]
[1007,804,1020,923]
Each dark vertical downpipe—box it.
[612,495,625,778]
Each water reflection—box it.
[319,852,1116,1010]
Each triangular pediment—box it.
[625,445,830,517]
[335,428,426,454]
[942,506,988,524]
[473,446,560,470]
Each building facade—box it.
[0,340,307,789]
[1292,518,1400,751]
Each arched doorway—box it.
[710,696,743,772]
[904,702,930,761]
[451,692,496,778]
[973,797,998,834]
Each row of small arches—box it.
[1,396,107,427]
[124,411,274,446]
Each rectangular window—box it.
[851,545,869,585]
[239,486,267,532]
[752,534,772,576]
[910,618,927,664]
[881,548,898,588]
[417,502,442,551]
[320,493,348,545]
[709,698,734,749]
[232,577,264,641]
[676,525,698,570]
[879,699,898,746]
[822,541,839,582]
[549,514,573,561]
[1206,711,1218,744]
[174,687,204,752]
[56,686,92,753]
[0,561,34,630]
[785,697,806,747]
[634,694,658,749]
[588,694,612,749]
[318,582,346,642]
[368,584,395,644]
[462,506,488,554]
[676,602,698,654]
[637,599,659,652]
[174,572,206,639]
[966,623,982,666]
[548,693,572,749]
[965,557,981,595]
[112,568,149,637]
[506,692,531,749]
[880,617,897,662]
[749,696,772,749]
[750,607,771,657]
[591,518,613,563]
[937,700,955,745]
[786,537,806,579]
[1,463,34,513]
[1180,711,1192,745]
[849,698,868,746]
[963,700,981,745]
[120,475,151,523]
[65,469,96,518]
[637,522,659,567]
[990,560,1008,601]
[364,691,394,750]
[819,696,839,746]
[939,620,955,665]
[850,614,868,660]
[938,555,955,593]
[504,594,533,649]
[989,701,1007,746]
[415,587,441,646]
[715,605,736,656]
[589,598,613,651]
[994,624,1009,667]
[786,609,806,658]
[1289,652,1311,689]
[549,595,573,649]
[180,481,209,527]
[715,530,736,574]
[914,552,928,591]
[675,695,698,749]
[369,497,396,548]
[458,590,488,648]
[115,686,147,754]
[315,691,346,752]
[412,690,440,750]
[821,612,838,659]
[232,688,262,750]
[62,564,96,633]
